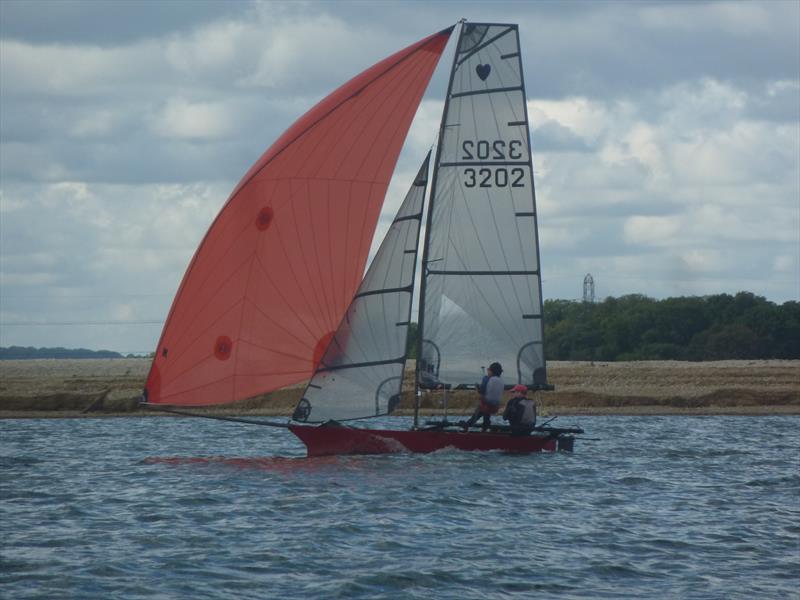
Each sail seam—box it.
[241,294,319,350]
[439,161,529,167]
[294,179,334,329]
[252,253,319,342]
[292,180,333,334]
[316,357,405,372]
[353,286,413,299]
[427,270,540,275]
[233,255,257,390]
[451,86,523,99]
[269,201,331,337]
[393,213,422,223]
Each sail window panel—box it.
[451,26,521,97]
[420,272,544,388]
[426,166,539,273]
[439,93,529,165]
[302,362,404,422]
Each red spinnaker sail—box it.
[145,28,452,406]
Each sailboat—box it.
[141,21,583,456]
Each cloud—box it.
[0,0,798,352]
[639,2,773,36]
[0,0,245,46]
[150,98,236,140]
[623,216,681,246]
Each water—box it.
[1,416,798,599]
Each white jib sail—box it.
[294,153,431,422]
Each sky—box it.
[1,0,798,354]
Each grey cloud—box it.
[532,120,593,152]
[1,0,797,352]
[745,84,800,123]
[0,0,248,45]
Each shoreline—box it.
[1,405,799,419]
[1,358,798,419]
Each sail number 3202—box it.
[461,140,526,188]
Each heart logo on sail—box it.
[476,64,491,81]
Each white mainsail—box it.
[418,23,548,389]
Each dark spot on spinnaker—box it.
[256,207,274,231]
[214,336,233,360]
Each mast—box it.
[414,20,464,430]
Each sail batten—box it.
[144,29,451,407]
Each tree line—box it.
[0,346,131,360]
[5,292,798,362]
[405,292,799,361]
[543,292,799,361]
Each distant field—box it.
[1,358,797,418]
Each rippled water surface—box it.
[2,416,799,599]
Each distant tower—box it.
[583,273,595,303]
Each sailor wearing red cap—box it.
[503,384,537,435]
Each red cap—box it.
[512,384,528,394]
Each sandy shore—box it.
[0,358,797,418]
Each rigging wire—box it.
[141,404,291,428]
[0,320,163,326]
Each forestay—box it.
[294,154,430,422]
[418,23,548,389]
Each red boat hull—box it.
[288,424,558,457]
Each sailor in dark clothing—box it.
[503,384,536,435]
[463,362,503,431]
